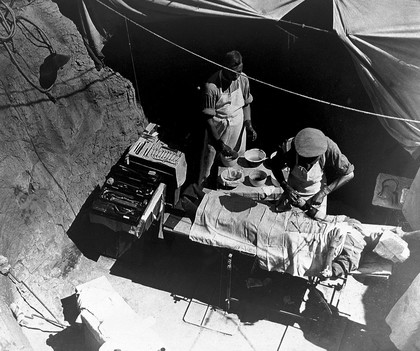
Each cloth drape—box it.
[190,191,347,277]
[80,0,420,157]
[333,0,420,158]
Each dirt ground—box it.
[17,210,420,351]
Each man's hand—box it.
[280,182,303,207]
[216,140,238,158]
[284,187,301,206]
[283,185,319,218]
[275,196,291,212]
[307,187,330,207]
[244,120,257,141]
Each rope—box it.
[21,112,77,217]
[0,0,16,41]
[275,23,298,40]
[1,3,76,214]
[0,2,58,101]
[7,271,66,327]
[125,17,141,103]
[17,16,54,52]
[277,18,334,35]
[3,42,57,101]
[92,0,420,126]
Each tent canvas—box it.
[80,0,420,158]
[332,0,420,158]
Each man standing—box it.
[198,50,257,188]
[271,127,354,213]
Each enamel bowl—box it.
[220,167,244,188]
[249,169,268,187]
[244,148,266,166]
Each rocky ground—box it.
[0,1,147,347]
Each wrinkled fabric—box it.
[402,166,420,230]
[190,192,261,255]
[80,0,420,157]
[78,0,303,63]
[332,225,366,276]
[84,0,304,21]
[333,0,420,157]
[190,191,347,277]
[257,213,348,277]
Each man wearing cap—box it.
[198,50,257,188]
[271,128,354,214]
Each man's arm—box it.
[308,171,354,206]
[202,81,237,157]
[325,171,354,195]
[307,138,355,207]
[204,115,237,157]
[270,151,288,189]
[204,114,220,143]
[241,75,257,141]
[243,104,251,122]
[243,104,257,141]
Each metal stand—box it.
[224,252,330,323]
[181,251,240,335]
[182,298,239,336]
[225,253,233,311]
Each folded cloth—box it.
[373,229,410,263]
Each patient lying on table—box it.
[179,187,409,279]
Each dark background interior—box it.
[58,0,420,225]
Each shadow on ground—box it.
[45,295,87,351]
[105,233,350,350]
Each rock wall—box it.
[0,0,146,317]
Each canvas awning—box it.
[85,0,305,21]
[80,0,420,158]
[333,0,420,158]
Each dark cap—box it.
[294,128,328,158]
[223,51,242,69]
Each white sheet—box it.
[190,191,347,277]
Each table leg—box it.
[225,253,233,311]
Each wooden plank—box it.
[163,213,192,237]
